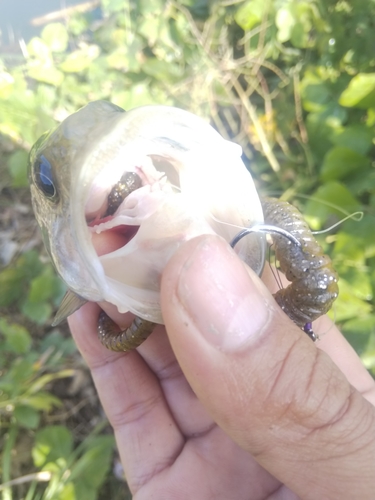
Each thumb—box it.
[160,235,375,500]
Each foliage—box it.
[1,0,375,496]
[0,250,66,323]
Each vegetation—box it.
[0,0,374,497]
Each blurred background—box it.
[0,0,374,498]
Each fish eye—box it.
[34,155,57,199]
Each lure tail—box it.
[261,198,339,330]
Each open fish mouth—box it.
[86,171,143,248]
[29,101,266,325]
[86,158,172,243]
[76,148,223,323]
[85,164,173,262]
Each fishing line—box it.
[230,224,301,249]
[267,245,284,290]
[312,211,363,235]
[264,191,362,219]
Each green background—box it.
[0,1,374,498]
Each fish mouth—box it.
[84,156,177,252]
[88,217,140,249]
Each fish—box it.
[28,100,266,327]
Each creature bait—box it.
[230,199,339,341]
[262,198,339,340]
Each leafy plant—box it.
[1,0,374,497]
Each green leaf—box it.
[27,370,74,394]
[40,330,77,360]
[142,58,183,84]
[0,318,32,354]
[33,426,73,468]
[333,215,375,262]
[7,359,35,388]
[60,45,100,73]
[290,21,309,48]
[106,47,130,71]
[0,251,43,307]
[14,405,40,429]
[101,0,125,15]
[302,81,332,112]
[304,181,361,229]
[342,169,375,196]
[27,266,64,304]
[276,7,295,43]
[21,300,52,325]
[334,232,366,264]
[339,267,373,301]
[320,147,370,182]
[56,482,76,500]
[27,37,51,61]
[305,113,337,162]
[21,392,62,411]
[353,315,375,336]
[41,23,69,53]
[234,0,265,31]
[112,83,162,109]
[69,436,114,489]
[8,150,29,187]
[28,61,64,86]
[0,69,14,93]
[339,73,375,109]
[333,278,372,322]
[342,316,375,355]
[332,125,373,155]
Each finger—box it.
[161,234,375,500]
[136,326,215,436]
[262,264,375,404]
[314,315,375,405]
[96,301,214,437]
[68,303,184,493]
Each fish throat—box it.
[94,170,155,351]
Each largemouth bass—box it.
[29,101,266,330]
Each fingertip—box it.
[162,234,281,354]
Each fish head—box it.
[29,101,127,303]
[29,100,266,324]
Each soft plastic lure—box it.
[254,199,338,341]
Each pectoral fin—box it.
[52,290,88,326]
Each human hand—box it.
[68,234,375,500]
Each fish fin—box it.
[52,291,88,326]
